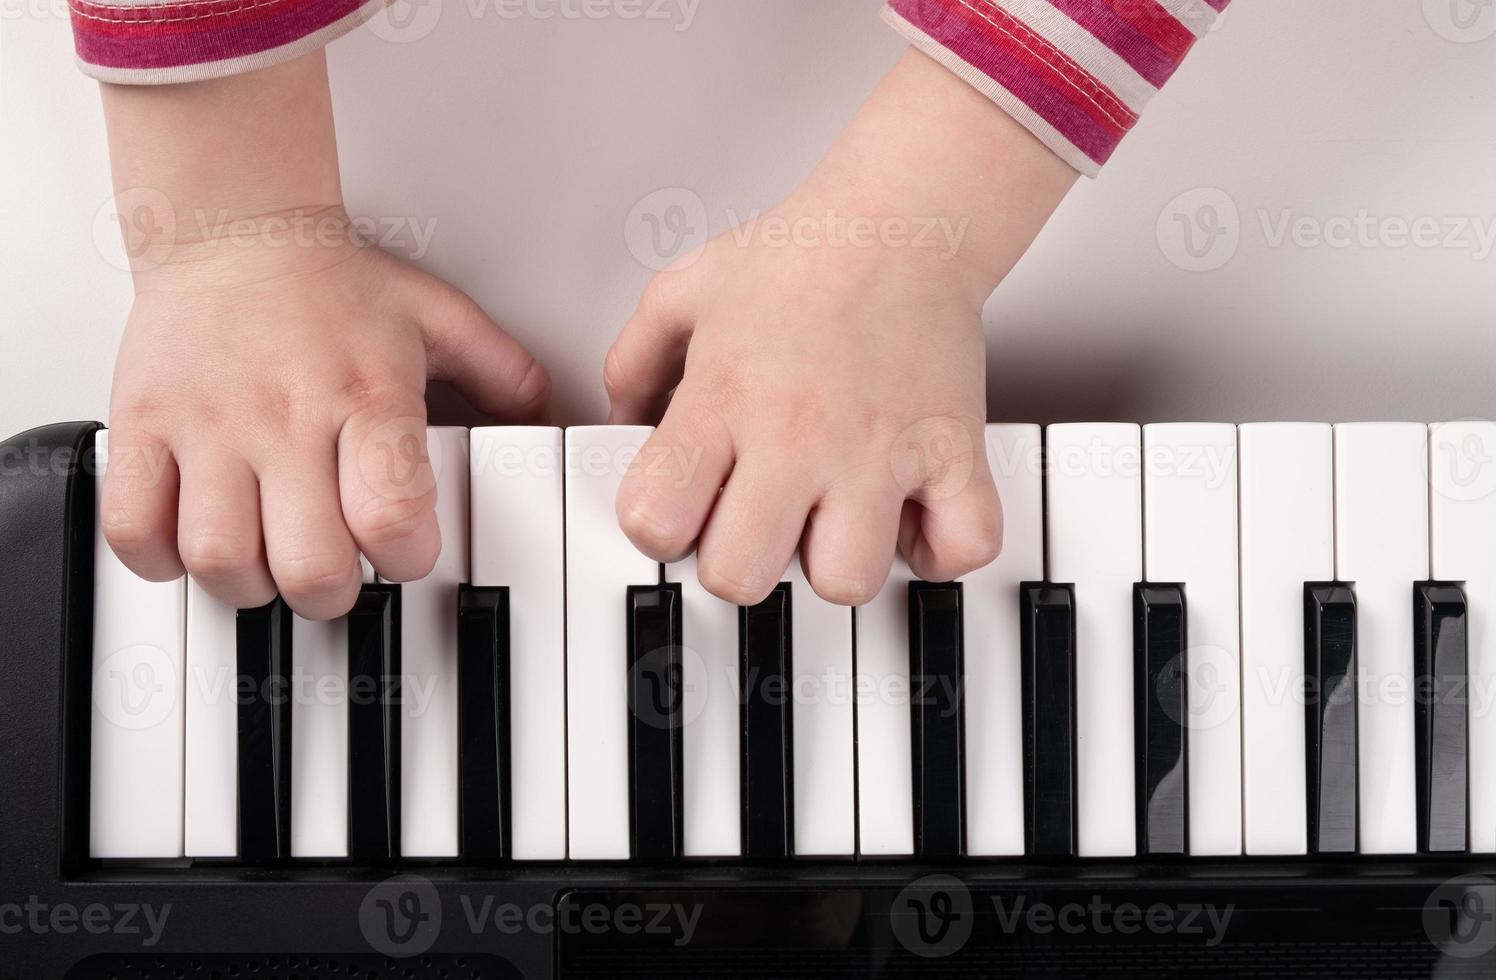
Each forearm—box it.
[100,52,344,277]
[801,48,1078,307]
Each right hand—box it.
[103,213,549,619]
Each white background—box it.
[2,0,1494,435]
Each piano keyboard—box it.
[81,421,1494,864]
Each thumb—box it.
[605,268,700,425]
[412,274,551,422]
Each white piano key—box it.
[1046,423,1142,857]
[390,426,469,858]
[290,613,348,858]
[470,426,568,860]
[856,557,915,856]
[1430,420,1496,853]
[566,426,659,859]
[90,429,187,859]
[964,424,1044,857]
[1336,422,1428,854]
[787,558,856,857]
[183,579,238,857]
[1143,423,1243,856]
[1239,423,1332,856]
[671,552,742,858]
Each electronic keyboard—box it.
[5,419,1496,978]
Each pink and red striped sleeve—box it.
[69,0,385,85]
[883,0,1231,176]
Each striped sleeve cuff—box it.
[71,0,387,85]
[883,0,1230,177]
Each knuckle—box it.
[617,495,692,561]
[698,559,773,607]
[179,529,259,580]
[273,552,356,602]
[602,346,631,399]
[346,492,436,547]
[100,508,157,553]
[809,567,884,607]
[513,356,551,412]
[959,511,1005,570]
[341,377,419,417]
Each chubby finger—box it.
[898,466,1004,583]
[604,269,700,425]
[258,438,363,620]
[336,387,442,584]
[176,444,276,609]
[800,483,902,606]
[696,454,818,606]
[100,423,184,582]
[615,383,734,563]
[416,277,552,422]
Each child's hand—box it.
[608,49,1076,606]
[97,53,548,620]
[106,231,547,620]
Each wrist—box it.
[805,48,1078,303]
[100,51,343,280]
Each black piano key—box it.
[348,584,401,863]
[627,584,685,861]
[1021,583,1077,858]
[1304,582,1357,855]
[1133,584,1188,857]
[236,598,293,863]
[739,583,794,861]
[458,585,511,863]
[1415,582,1469,854]
[909,582,965,859]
